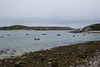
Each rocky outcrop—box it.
[70,49,100,67]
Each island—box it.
[0,25,74,30]
[70,23,100,33]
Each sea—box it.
[0,30,100,58]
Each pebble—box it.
[69,51,100,67]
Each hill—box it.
[0,25,74,30]
[83,23,100,31]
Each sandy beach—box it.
[87,31,100,33]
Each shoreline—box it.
[0,41,100,67]
[0,30,35,31]
[0,30,70,31]
[82,31,100,33]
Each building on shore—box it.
[83,27,92,32]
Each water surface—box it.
[0,30,100,58]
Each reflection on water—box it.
[0,30,100,58]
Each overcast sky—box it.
[0,0,100,28]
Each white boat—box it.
[34,37,40,40]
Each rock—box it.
[48,58,53,61]
[0,50,7,54]
[70,50,100,67]
[69,66,75,67]
[13,50,16,52]
[9,60,13,63]
[20,56,27,59]
[51,62,58,67]
[48,62,52,65]
[4,60,8,62]
[39,57,45,62]
[71,63,77,67]
[47,61,59,67]
[39,53,43,56]
[15,61,23,65]
[15,61,28,67]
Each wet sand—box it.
[0,41,100,67]
[84,31,100,33]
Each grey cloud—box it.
[0,0,100,28]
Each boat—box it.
[0,36,4,38]
[83,34,86,36]
[26,34,29,35]
[7,34,10,36]
[34,37,40,40]
[73,35,75,37]
[57,34,61,36]
[42,33,47,35]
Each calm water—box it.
[0,30,100,58]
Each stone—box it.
[51,62,58,67]
[15,61,23,65]
[48,58,53,61]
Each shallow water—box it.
[0,30,100,58]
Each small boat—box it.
[42,33,47,35]
[77,35,79,36]
[26,34,29,35]
[34,37,40,40]
[0,36,4,38]
[7,34,10,36]
[83,34,86,36]
[57,34,61,36]
[73,35,75,37]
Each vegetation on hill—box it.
[83,23,100,31]
[0,25,73,30]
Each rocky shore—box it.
[69,49,100,67]
[0,41,100,67]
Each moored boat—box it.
[34,37,40,40]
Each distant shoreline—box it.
[0,25,74,31]
[82,31,100,33]
[0,29,72,31]
[0,30,34,31]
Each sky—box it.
[0,0,100,28]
